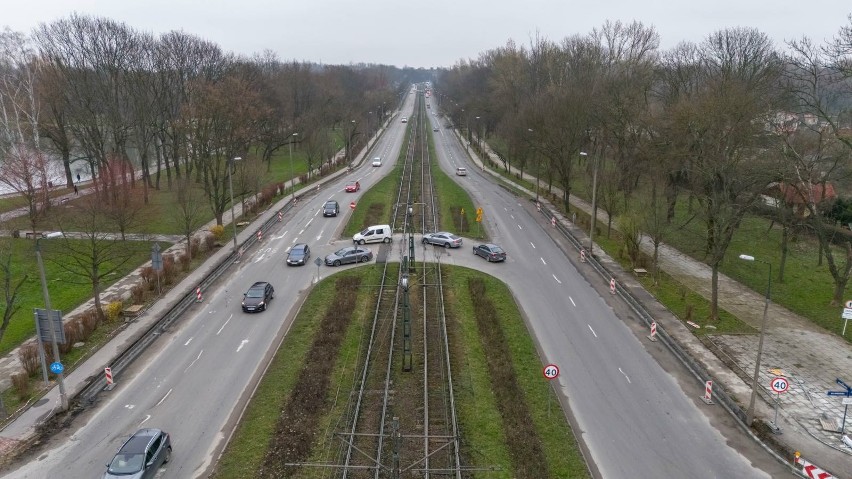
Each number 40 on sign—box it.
[543,364,559,380]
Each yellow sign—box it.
[460,208,465,216]
[475,207,483,223]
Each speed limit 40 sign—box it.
[770,376,789,394]
[543,364,559,380]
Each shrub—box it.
[12,373,31,401]
[204,232,216,251]
[19,343,41,377]
[59,320,80,354]
[140,265,156,290]
[210,224,225,242]
[131,283,146,303]
[162,255,176,285]
[178,252,191,271]
[104,301,124,323]
[80,309,99,337]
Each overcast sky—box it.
[2,1,850,68]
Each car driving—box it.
[345,181,360,192]
[371,157,382,167]
[104,428,171,479]
[325,246,373,266]
[242,281,274,312]
[322,200,339,217]
[472,243,507,262]
[422,232,463,248]
[286,243,311,266]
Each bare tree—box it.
[0,236,27,346]
[172,177,207,261]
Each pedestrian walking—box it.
[73,185,78,195]
[76,173,81,182]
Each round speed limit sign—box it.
[770,376,789,394]
[543,364,559,380]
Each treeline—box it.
[437,19,852,313]
[0,13,432,226]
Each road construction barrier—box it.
[580,249,586,263]
[277,211,282,222]
[701,380,714,405]
[795,454,833,479]
[104,367,114,390]
[647,322,657,342]
[196,286,203,303]
[551,217,556,227]
[257,230,263,242]
[609,278,616,295]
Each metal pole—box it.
[589,152,598,257]
[35,239,68,410]
[843,403,848,435]
[289,133,298,201]
[229,157,240,253]
[746,261,771,426]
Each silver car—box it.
[104,428,171,479]
[422,232,463,248]
[325,246,373,266]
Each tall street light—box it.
[289,133,298,201]
[580,151,598,257]
[528,128,539,203]
[739,253,772,427]
[475,116,481,151]
[35,237,68,410]
[229,156,241,253]
[347,120,356,166]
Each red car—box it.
[345,181,360,192]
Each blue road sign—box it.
[49,362,64,375]
[828,391,852,397]
[837,378,852,390]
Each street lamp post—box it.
[528,128,539,203]
[229,157,241,253]
[35,237,68,410]
[289,133,298,201]
[475,116,481,152]
[739,253,772,427]
[580,151,598,257]
[347,120,356,166]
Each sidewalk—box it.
[458,131,852,477]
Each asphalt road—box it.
[2,94,790,478]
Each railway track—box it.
[336,91,463,478]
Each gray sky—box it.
[2,1,850,68]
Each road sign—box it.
[50,362,64,375]
[846,300,852,309]
[543,364,559,380]
[34,309,65,343]
[843,398,852,405]
[475,207,483,223]
[828,391,849,396]
[837,378,851,390]
[770,376,789,393]
[349,201,356,210]
[843,308,852,320]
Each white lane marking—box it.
[517,224,523,230]
[619,368,632,384]
[588,324,597,337]
[184,350,203,373]
[298,229,304,236]
[156,389,173,407]
[139,415,151,426]
[530,242,536,249]
[217,314,233,335]
[540,257,546,265]
[237,339,249,352]
[254,253,266,263]
[510,214,515,219]
[124,404,135,410]
[570,297,576,307]
[552,274,562,284]
[305,218,313,227]
[316,232,323,241]
[184,337,193,346]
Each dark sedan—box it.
[325,246,373,266]
[242,281,274,312]
[473,243,507,262]
[286,243,311,266]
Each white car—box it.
[371,157,382,167]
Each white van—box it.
[353,224,392,244]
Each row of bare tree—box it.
[0,14,429,342]
[438,19,852,316]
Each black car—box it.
[242,281,274,312]
[325,246,373,266]
[287,243,311,266]
[473,243,507,262]
[104,428,171,479]
[323,200,339,217]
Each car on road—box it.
[473,243,507,262]
[455,167,467,176]
[345,181,360,193]
[104,428,171,479]
[286,243,311,266]
[433,127,439,132]
[323,200,339,217]
[401,117,408,123]
[242,281,274,312]
[371,157,382,167]
[325,246,373,266]
[422,232,463,248]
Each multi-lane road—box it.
[3,90,791,478]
